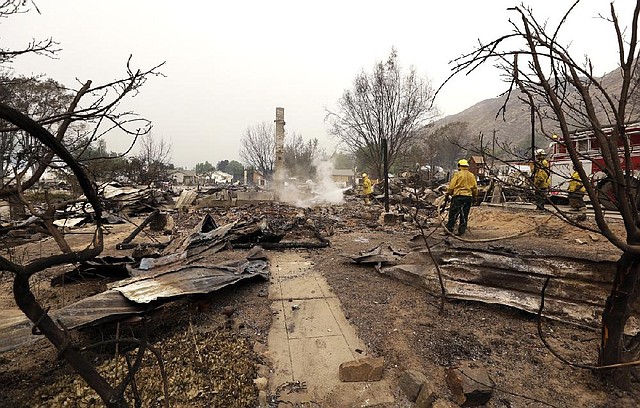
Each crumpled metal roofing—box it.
[113,259,268,304]
[0,218,271,353]
[0,290,143,353]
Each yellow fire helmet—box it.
[457,159,469,167]
[362,173,368,177]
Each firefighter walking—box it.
[445,159,478,236]
[361,173,373,205]
[568,167,586,211]
[531,149,551,210]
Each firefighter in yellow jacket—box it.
[567,167,586,211]
[531,149,551,210]
[362,173,373,205]
[445,159,478,236]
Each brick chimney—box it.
[274,107,285,198]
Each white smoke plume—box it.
[309,156,346,205]
[277,157,347,207]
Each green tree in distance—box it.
[196,160,215,175]
[216,159,229,172]
[225,160,244,181]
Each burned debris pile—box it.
[1,175,622,347]
[0,198,350,352]
[0,209,274,352]
[0,183,174,248]
[347,234,629,332]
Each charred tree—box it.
[0,2,166,405]
[0,103,127,406]
[445,1,640,387]
[326,49,439,178]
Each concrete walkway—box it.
[266,252,394,407]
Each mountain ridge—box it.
[433,66,630,150]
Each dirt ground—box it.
[0,201,638,407]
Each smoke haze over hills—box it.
[432,66,637,152]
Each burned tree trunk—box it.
[600,251,640,388]
[0,103,134,407]
[8,192,25,220]
[13,273,128,408]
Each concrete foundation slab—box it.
[266,252,394,407]
[282,298,342,339]
[235,191,275,202]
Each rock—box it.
[575,238,586,245]
[589,233,600,242]
[339,356,384,382]
[253,341,267,354]
[253,377,268,391]
[258,390,268,408]
[256,363,270,378]
[415,381,437,408]
[221,305,235,317]
[379,211,398,225]
[399,369,428,401]
[432,399,459,408]
[445,361,494,407]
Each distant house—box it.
[211,170,233,184]
[41,167,68,185]
[20,167,68,187]
[254,172,267,187]
[244,168,268,187]
[469,156,488,179]
[171,169,199,186]
[332,169,354,187]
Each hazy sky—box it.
[2,1,635,168]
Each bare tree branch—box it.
[326,49,439,177]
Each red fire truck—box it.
[548,122,640,209]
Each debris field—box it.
[0,184,638,407]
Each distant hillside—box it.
[433,67,631,150]
[435,93,535,149]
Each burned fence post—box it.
[116,209,160,249]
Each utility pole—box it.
[514,53,536,164]
[382,137,390,212]
[492,129,496,172]
[530,105,535,164]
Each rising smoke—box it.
[277,157,348,208]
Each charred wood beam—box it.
[119,209,160,245]
[116,242,167,250]
[231,241,329,249]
